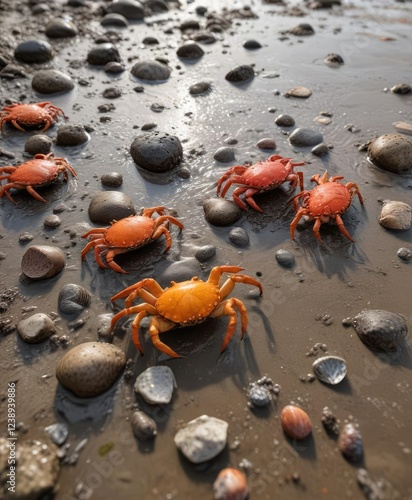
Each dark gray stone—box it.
[17,313,56,344]
[56,125,89,146]
[24,135,53,155]
[213,147,235,163]
[32,69,74,94]
[275,114,295,127]
[203,198,242,226]
[189,81,211,95]
[45,19,78,38]
[243,40,262,49]
[275,249,295,268]
[130,60,171,81]
[87,43,121,65]
[15,40,53,64]
[225,65,254,83]
[228,227,249,247]
[311,143,329,156]
[101,172,123,187]
[43,215,61,229]
[131,411,157,441]
[101,13,129,27]
[289,128,324,147]
[104,62,125,74]
[195,245,216,262]
[88,191,136,224]
[130,132,183,172]
[176,43,204,59]
[107,0,145,20]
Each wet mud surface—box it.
[0,0,412,499]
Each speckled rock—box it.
[311,143,329,156]
[397,247,412,261]
[56,342,126,397]
[176,42,204,59]
[289,128,324,147]
[101,172,123,187]
[43,214,61,229]
[288,23,315,36]
[228,227,249,247]
[189,81,212,95]
[131,410,157,441]
[353,309,408,352]
[195,245,216,262]
[21,245,65,280]
[24,135,53,155]
[379,200,411,230]
[368,134,412,174]
[203,198,242,226]
[14,40,53,63]
[285,86,312,98]
[134,366,176,404]
[275,249,295,268]
[101,13,129,27]
[88,191,136,224]
[32,69,74,94]
[107,0,145,20]
[105,62,125,74]
[214,147,235,163]
[45,19,78,38]
[17,313,56,344]
[225,65,254,83]
[174,415,228,463]
[275,114,295,127]
[87,43,121,65]
[130,132,183,172]
[130,60,171,81]
[56,125,89,146]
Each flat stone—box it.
[15,40,53,63]
[285,86,312,98]
[257,138,276,150]
[176,42,204,59]
[134,366,176,405]
[189,81,211,95]
[225,65,254,83]
[17,313,56,344]
[88,191,136,224]
[289,128,324,147]
[32,69,74,94]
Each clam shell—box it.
[379,200,411,231]
[280,405,312,440]
[312,355,347,385]
[58,284,92,314]
[338,423,363,462]
[213,468,249,500]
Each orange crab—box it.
[0,102,66,133]
[81,207,184,274]
[216,154,305,212]
[110,265,263,358]
[290,170,364,243]
[0,152,77,203]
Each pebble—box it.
[390,83,411,95]
[379,200,411,230]
[214,147,235,163]
[21,245,66,280]
[321,406,340,436]
[257,138,276,150]
[0,64,28,78]
[247,376,278,408]
[280,405,312,440]
[195,245,216,262]
[353,309,408,352]
[228,227,249,247]
[56,125,89,146]
[134,366,176,405]
[289,127,324,147]
[97,313,113,338]
[368,134,412,174]
[203,198,242,226]
[107,0,145,20]
[58,284,92,314]
[225,65,255,83]
[130,132,183,172]
[87,43,121,65]
[101,172,123,187]
[176,42,204,59]
[324,53,344,66]
[275,114,295,127]
[32,69,74,94]
[105,62,125,74]
[88,191,136,224]
[288,23,315,36]
[24,135,53,155]
[285,86,312,98]
[44,423,69,446]
[397,247,412,261]
[191,31,216,44]
[143,36,159,45]
[189,81,211,95]
[131,410,157,441]
[17,313,57,344]
[130,60,171,81]
[43,215,61,229]
[158,258,202,286]
[180,20,200,31]
[213,468,249,500]
[102,87,122,99]
[14,40,53,63]
[338,423,363,462]
[45,19,78,38]
[32,3,50,14]
[311,143,329,156]
[243,40,262,49]
[101,13,129,27]
[275,249,295,268]
[174,415,228,463]
[56,342,126,397]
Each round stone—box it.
[134,366,176,405]
[275,249,295,268]
[275,114,295,127]
[24,135,53,155]
[324,53,344,66]
[106,0,145,20]
[379,200,411,231]
[228,227,250,247]
[131,411,157,441]
[225,65,254,83]
[285,86,312,98]
[105,62,125,74]
[289,23,315,36]
[97,313,114,338]
[58,284,92,314]
[45,19,78,38]
[14,40,53,64]
[213,147,235,163]
[243,39,262,49]
[368,134,412,174]
[101,13,129,27]
[195,245,216,262]
[176,42,204,59]
[130,132,183,172]
[87,43,121,65]
[158,258,202,286]
[289,128,324,147]
[130,60,171,81]
[56,125,89,146]
[21,245,66,280]
[257,138,276,150]
[101,172,123,187]
[43,214,61,229]
[88,191,136,224]
[203,198,242,226]
[17,313,56,344]
[189,81,211,95]
[311,143,329,156]
[397,247,412,261]
[390,83,411,95]
[32,69,74,94]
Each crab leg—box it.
[219,274,263,299]
[111,303,157,353]
[106,249,130,274]
[290,208,308,240]
[0,186,17,204]
[111,278,164,303]
[149,316,181,358]
[210,298,248,352]
[243,188,263,212]
[141,206,167,217]
[11,120,26,132]
[346,182,364,204]
[216,167,247,196]
[335,214,355,242]
[207,266,244,286]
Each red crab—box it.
[290,170,364,242]
[0,102,66,133]
[110,265,263,358]
[81,207,184,274]
[216,154,305,212]
[0,153,77,203]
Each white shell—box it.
[312,355,347,385]
[379,200,411,231]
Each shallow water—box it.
[0,0,412,499]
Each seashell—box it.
[213,468,249,500]
[131,410,157,441]
[338,423,363,462]
[280,405,312,440]
[379,200,411,231]
[58,284,92,314]
[312,355,347,385]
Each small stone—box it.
[97,313,113,338]
[213,147,235,163]
[225,65,254,83]
[321,407,340,436]
[45,19,78,38]
[101,13,129,27]
[289,127,323,147]
[177,42,204,59]
[203,198,242,227]
[285,86,312,98]
[32,69,74,94]
[397,247,412,261]
[102,87,121,99]
[311,143,329,156]
[275,249,295,268]
[131,60,171,81]
[390,83,411,95]
[213,468,249,500]
[243,40,262,49]
[56,125,89,146]
[275,114,295,127]
[24,135,53,155]
[228,227,249,247]
[44,423,69,446]
[143,36,159,45]
[43,215,61,229]
[105,62,125,74]
[379,200,411,231]
[58,284,92,314]
[314,115,332,125]
[88,191,136,224]
[15,40,53,64]
[324,53,344,66]
[17,313,56,344]
[195,245,216,262]
[368,134,412,174]
[189,81,211,95]
[338,423,363,462]
[288,23,315,36]
[257,138,276,150]
[101,172,123,187]
[134,366,176,405]
[107,0,145,20]
[87,43,121,65]
[21,245,65,280]
[131,410,157,441]
[130,132,183,172]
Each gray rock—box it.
[43,215,61,229]
[289,128,324,147]
[56,342,126,397]
[158,258,202,287]
[225,65,254,83]
[101,13,129,27]
[176,42,204,59]
[275,114,295,127]
[87,43,121,65]
[130,60,171,81]
[397,247,412,261]
[101,172,123,187]
[58,284,92,314]
[88,191,136,224]
[97,313,114,338]
[44,423,69,446]
[102,87,121,99]
[390,83,411,95]
[311,143,329,156]
[142,36,159,45]
[189,81,211,95]
[174,415,228,463]
[229,227,249,247]
[105,62,125,74]
[17,313,56,344]
[21,245,66,280]
[131,410,157,441]
[288,23,315,36]
[247,384,271,407]
[324,53,344,66]
[257,138,276,150]
[203,198,242,226]
[32,3,50,14]
[32,69,74,94]
[275,249,295,268]
[107,0,145,20]
[134,366,176,405]
[243,39,262,49]
[379,200,411,230]
[213,147,235,163]
[130,132,183,172]
[195,245,216,262]
[368,134,412,174]
[353,309,408,352]
[14,40,53,64]
[285,86,312,98]
[45,19,78,38]
[24,135,53,155]
[56,125,89,146]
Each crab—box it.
[0,152,77,203]
[216,154,305,212]
[0,102,66,133]
[290,170,364,243]
[110,265,263,358]
[81,207,184,274]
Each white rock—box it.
[174,415,228,463]
[379,200,411,230]
[134,366,176,404]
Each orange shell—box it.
[9,160,60,186]
[237,157,293,189]
[104,216,156,248]
[280,405,312,440]
[307,182,351,217]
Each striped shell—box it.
[58,284,92,314]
